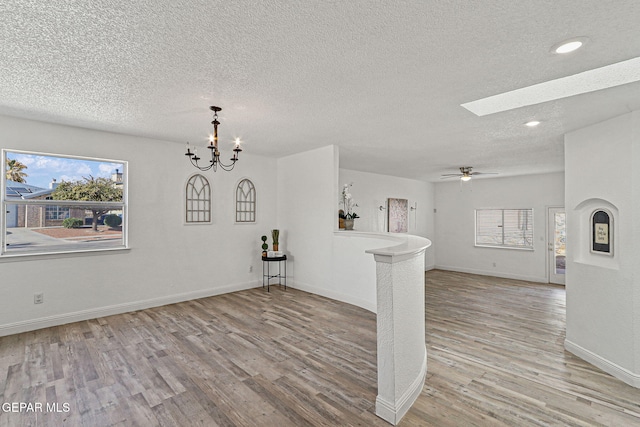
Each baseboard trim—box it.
[434,264,548,283]
[0,280,260,337]
[288,280,376,313]
[376,348,427,425]
[564,339,640,388]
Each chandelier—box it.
[185,106,242,171]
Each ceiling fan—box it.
[440,166,498,181]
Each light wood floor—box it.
[1,270,640,426]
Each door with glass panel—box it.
[548,207,566,285]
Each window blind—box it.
[475,208,533,249]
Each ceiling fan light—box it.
[461,175,471,182]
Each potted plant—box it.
[344,212,359,230]
[261,235,268,257]
[340,183,359,230]
[272,229,280,251]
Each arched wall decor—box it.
[185,174,211,223]
[572,198,618,269]
[235,178,256,223]
[591,208,613,256]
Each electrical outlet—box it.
[34,293,44,304]
[492,262,497,267]
[248,265,253,273]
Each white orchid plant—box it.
[340,183,359,220]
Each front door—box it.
[548,207,566,285]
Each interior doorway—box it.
[548,207,566,285]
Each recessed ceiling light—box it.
[554,40,583,54]
[461,55,640,116]
[550,36,588,55]
[525,120,541,127]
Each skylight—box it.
[461,56,640,117]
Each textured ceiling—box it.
[1,1,639,181]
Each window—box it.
[2,150,127,256]
[45,205,70,221]
[475,208,533,249]
[185,174,211,223]
[235,178,256,223]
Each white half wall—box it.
[0,115,277,336]
[434,173,564,283]
[338,168,435,269]
[330,231,403,312]
[564,110,640,385]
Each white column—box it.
[367,237,430,425]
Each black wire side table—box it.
[262,255,287,292]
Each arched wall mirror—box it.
[185,174,211,223]
[235,178,256,223]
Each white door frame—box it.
[548,207,566,285]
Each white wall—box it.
[564,111,640,386]
[434,173,564,283]
[338,168,435,269]
[330,232,395,312]
[0,115,277,335]
[277,145,338,293]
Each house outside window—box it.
[45,204,70,221]
[2,150,127,256]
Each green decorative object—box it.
[261,235,268,256]
[62,218,83,229]
[272,229,280,251]
[104,214,122,228]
